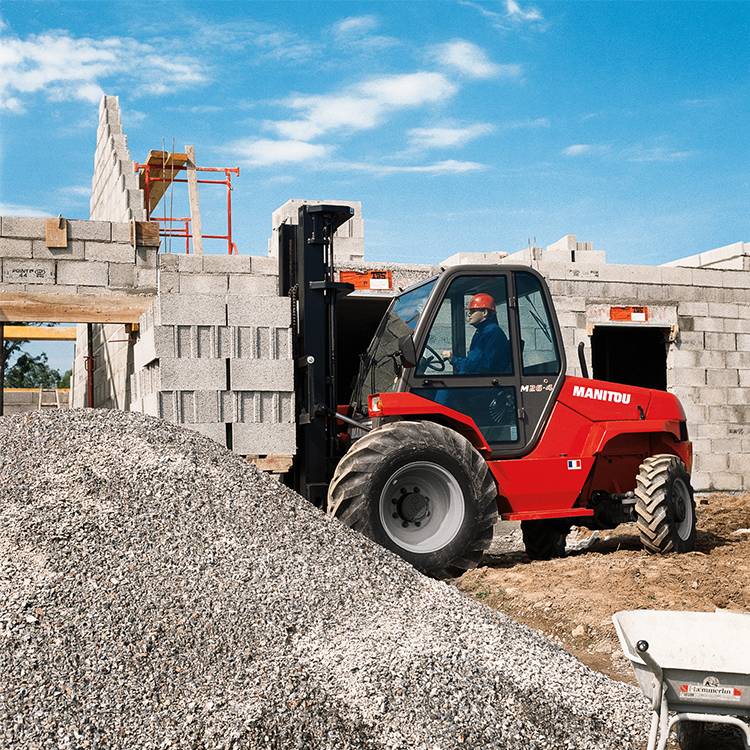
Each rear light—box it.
[368,394,384,416]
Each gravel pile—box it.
[0,409,650,749]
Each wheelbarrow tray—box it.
[613,609,750,716]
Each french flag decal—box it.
[568,459,582,470]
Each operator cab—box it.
[350,266,567,456]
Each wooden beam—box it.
[138,150,188,214]
[2,325,78,341]
[185,145,203,254]
[0,292,156,324]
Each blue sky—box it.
[1,0,748,371]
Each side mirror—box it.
[397,334,417,369]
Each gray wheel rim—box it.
[673,477,694,541]
[379,461,465,554]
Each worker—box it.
[441,293,511,374]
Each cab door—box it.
[404,266,566,456]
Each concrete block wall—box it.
[2,388,70,414]
[0,217,157,295]
[130,290,295,456]
[90,96,146,223]
[535,259,750,493]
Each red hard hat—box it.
[466,293,496,312]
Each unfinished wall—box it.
[90,96,146,223]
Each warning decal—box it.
[679,684,742,701]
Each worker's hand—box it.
[441,350,451,360]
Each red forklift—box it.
[281,205,695,578]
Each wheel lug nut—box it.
[415,521,421,527]
[402,521,409,528]
[392,513,399,519]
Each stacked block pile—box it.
[131,285,296,457]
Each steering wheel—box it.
[421,344,446,372]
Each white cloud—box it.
[268,72,457,140]
[0,31,205,112]
[433,40,520,79]
[0,202,51,217]
[344,159,486,175]
[334,15,380,39]
[229,138,330,166]
[408,123,494,148]
[563,142,692,162]
[506,0,543,22]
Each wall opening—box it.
[591,326,669,391]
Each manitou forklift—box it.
[281,205,695,579]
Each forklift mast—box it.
[278,204,355,507]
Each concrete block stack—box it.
[131,288,296,457]
[268,199,365,263]
[90,95,146,223]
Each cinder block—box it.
[0,237,33,258]
[185,422,227,448]
[234,326,292,359]
[112,222,131,243]
[690,471,710,492]
[154,294,227,326]
[678,301,709,317]
[227,275,278,295]
[136,247,158,269]
[179,274,229,295]
[136,267,157,290]
[158,271,180,293]
[707,472,744,492]
[693,317,725,333]
[108,263,136,289]
[32,238,85,260]
[251,255,279,276]
[57,260,108,287]
[203,254,254,274]
[232,422,296,456]
[158,358,227,391]
[226,295,291,327]
[1,217,46,238]
[3,258,55,284]
[694,388,727,406]
[694,452,728,473]
[84,241,135,263]
[68,220,112,241]
[704,332,736,352]
[705,368,738,387]
[230,359,294,391]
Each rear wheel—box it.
[635,454,696,553]
[327,421,498,579]
[521,519,570,560]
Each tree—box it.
[5,352,63,388]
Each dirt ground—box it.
[455,493,750,750]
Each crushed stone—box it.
[0,409,650,749]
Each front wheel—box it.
[635,454,696,553]
[327,421,498,579]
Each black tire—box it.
[521,519,570,560]
[327,421,498,579]
[676,720,704,750]
[635,454,696,554]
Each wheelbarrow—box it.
[613,609,750,750]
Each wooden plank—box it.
[0,292,155,324]
[2,325,78,341]
[45,217,68,248]
[130,220,161,247]
[138,150,188,214]
[185,145,203,255]
[246,455,294,473]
